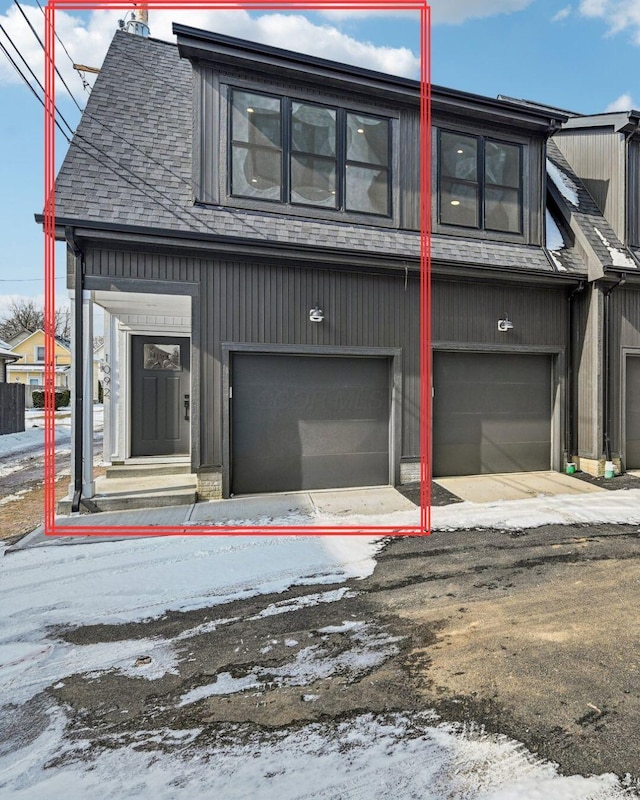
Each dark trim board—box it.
[221,343,402,497]
[621,348,640,470]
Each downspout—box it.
[65,227,84,512]
[602,273,626,464]
[566,280,585,463]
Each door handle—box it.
[184,394,190,421]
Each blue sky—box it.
[0,0,639,325]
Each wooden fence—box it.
[0,383,25,435]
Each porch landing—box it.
[57,458,197,514]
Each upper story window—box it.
[230,89,390,217]
[35,346,45,362]
[438,130,523,234]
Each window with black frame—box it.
[231,90,282,200]
[229,89,390,217]
[439,130,523,234]
[291,102,337,208]
[346,113,390,215]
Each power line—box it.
[10,2,195,197]
[0,23,75,136]
[2,12,258,246]
[13,0,85,112]
[34,0,90,93]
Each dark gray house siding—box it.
[554,129,627,243]
[54,25,617,502]
[82,243,421,492]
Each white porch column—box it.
[102,309,113,463]
[82,291,95,497]
[68,290,77,498]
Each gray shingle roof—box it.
[53,31,575,279]
[547,140,638,273]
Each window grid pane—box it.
[345,165,389,215]
[232,144,282,200]
[231,91,281,148]
[292,103,336,157]
[440,132,478,182]
[440,179,479,228]
[346,113,389,166]
[291,155,337,208]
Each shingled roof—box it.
[547,140,638,276]
[53,30,582,279]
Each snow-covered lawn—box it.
[1,523,639,798]
[0,405,103,460]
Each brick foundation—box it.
[197,469,223,500]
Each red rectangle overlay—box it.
[43,0,431,536]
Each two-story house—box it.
[49,25,610,506]
[6,329,71,388]
[552,113,640,473]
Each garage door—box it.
[433,352,552,476]
[626,356,640,468]
[231,353,390,494]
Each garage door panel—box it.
[232,354,390,494]
[437,382,549,414]
[434,352,552,476]
[299,419,389,455]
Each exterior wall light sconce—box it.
[309,305,324,323]
[497,314,514,332]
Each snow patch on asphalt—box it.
[178,624,401,706]
[0,709,635,799]
[0,535,381,707]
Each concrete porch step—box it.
[57,474,198,514]
[106,462,192,479]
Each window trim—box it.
[437,128,524,236]
[227,86,393,220]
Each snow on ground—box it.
[0,405,103,459]
[3,487,640,796]
[312,488,640,532]
[0,534,382,707]
[0,708,635,799]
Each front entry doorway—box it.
[131,336,190,457]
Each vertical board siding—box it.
[84,248,573,471]
[0,383,25,435]
[86,248,420,466]
[199,67,220,205]
[574,286,601,459]
[433,280,566,345]
[554,131,626,242]
[399,109,421,231]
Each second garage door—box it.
[231,353,390,494]
[433,352,553,476]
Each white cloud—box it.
[579,0,640,44]
[551,5,573,22]
[0,5,420,102]
[322,1,533,25]
[605,91,635,110]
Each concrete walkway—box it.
[435,470,604,503]
[9,486,417,550]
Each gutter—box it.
[602,273,627,464]
[65,227,84,513]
